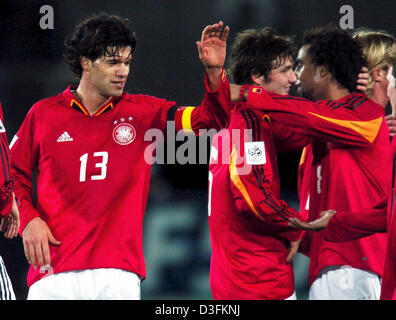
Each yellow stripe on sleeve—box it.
[308,112,383,143]
[229,147,264,221]
[181,107,195,133]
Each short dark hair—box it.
[63,13,137,78]
[227,27,296,85]
[303,25,366,93]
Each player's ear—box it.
[250,73,265,86]
[317,65,329,78]
[372,68,386,82]
[80,56,92,72]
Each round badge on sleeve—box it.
[112,123,136,145]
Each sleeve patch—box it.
[245,141,266,165]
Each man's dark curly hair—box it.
[227,27,296,85]
[63,13,137,78]
[303,25,366,93]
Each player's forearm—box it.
[245,87,374,147]
[17,199,40,236]
[11,170,39,234]
[187,69,231,132]
[205,66,224,91]
[232,182,306,240]
[324,198,388,242]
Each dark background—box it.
[0,0,394,300]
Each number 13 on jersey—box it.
[79,151,108,182]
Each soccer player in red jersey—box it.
[289,48,396,300]
[10,13,231,299]
[233,26,390,299]
[0,102,20,300]
[208,28,311,300]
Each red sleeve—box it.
[10,106,41,233]
[246,87,384,147]
[228,109,304,241]
[269,117,312,153]
[324,197,388,242]
[0,103,13,217]
[167,69,231,134]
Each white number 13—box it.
[79,151,108,182]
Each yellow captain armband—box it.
[181,106,195,133]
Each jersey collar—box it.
[63,85,122,116]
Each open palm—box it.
[197,21,229,68]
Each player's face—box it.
[387,66,396,105]
[255,57,297,95]
[88,46,132,98]
[295,45,321,100]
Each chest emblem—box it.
[112,122,136,145]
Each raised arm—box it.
[154,22,232,136]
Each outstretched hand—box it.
[288,209,336,231]
[197,21,229,69]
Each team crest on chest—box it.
[112,117,136,145]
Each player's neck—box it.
[369,85,389,108]
[75,82,112,116]
[320,84,350,101]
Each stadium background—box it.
[0,0,394,300]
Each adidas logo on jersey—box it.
[57,131,73,142]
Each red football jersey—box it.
[0,103,13,218]
[247,88,390,287]
[11,72,231,287]
[208,107,308,300]
[295,145,314,256]
[324,135,396,300]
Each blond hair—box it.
[353,29,395,96]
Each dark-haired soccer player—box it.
[10,13,231,299]
[289,48,396,300]
[234,26,390,300]
[208,27,311,300]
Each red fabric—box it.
[11,72,231,288]
[247,87,389,287]
[0,102,13,218]
[323,136,396,300]
[208,107,308,300]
